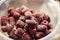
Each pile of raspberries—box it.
[1,5,52,40]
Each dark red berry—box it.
[1,16,8,26]
[23,33,31,40]
[21,5,29,13]
[1,26,8,32]
[26,20,37,29]
[41,20,48,25]
[9,29,17,39]
[36,32,45,39]
[8,7,15,16]
[25,11,32,19]
[13,12,20,19]
[31,17,38,23]
[7,25,14,33]
[1,20,7,26]
[8,17,15,26]
[46,29,52,35]
[29,29,36,36]
[37,25,47,32]
[19,16,25,22]
[16,8,22,14]
[16,20,25,28]
[47,23,53,30]
[43,13,50,22]
[34,12,44,24]
[15,28,25,36]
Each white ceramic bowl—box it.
[0,0,60,40]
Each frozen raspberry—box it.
[21,5,29,12]
[7,25,14,33]
[1,26,8,32]
[13,11,20,20]
[31,17,38,23]
[26,20,37,29]
[1,16,8,20]
[8,7,15,16]
[16,20,25,28]
[25,11,32,19]
[43,14,50,22]
[19,16,25,22]
[15,28,25,36]
[1,20,7,26]
[1,16,8,26]
[9,29,17,39]
[23,33,31,40]
[34,12,44,24]
[47,23,53,30]
[8,17,15,26]
[29,29,36,36]
[37,25,47,32]
[41,20,48,25]
[36,32,45,39]
[46,29,52,35]
[16,8,22,14]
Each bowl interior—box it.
[0,0,58,40]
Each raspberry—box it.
[23,33,31,40]
[1,16,8,26]
[15,28,25,36]
[26,20,37,29]
[9,29,17,39]
[1,26,8,32]
[8,17,15,26]
[47,23,53,30]
[19,16,25,22]
[29,29,36,36]
[37,25,47,32]
[13,12,20,19]
[25,11,32,19]
[8,7,15,16]
[41,20,48,25]
[36,32,45,39]
[43,14,51,22]
[16,20,25,28]
[7,25,14,33]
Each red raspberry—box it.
[1,26,8,32]
[21,5,29,13]
[41,20,48,25]
[23,33,31,40]
[1,16,8,26]
[13,11,20,19]
[37,25,47,32]
[16,8,22,14]
[31,17,38,23]
[26,20,37,29]
[1,20,7,26]
[46,29,52,35]
[16,20,25,28]
[8,7,15,16]
[43,14,50,22]
[19,16,25,22]
[36,32,45,39]
[25,11,32,19]
[29,29,36,36]
[15,28,25,36]
[8,17,15,26]
[9,29,17,39]
[47,23,53,30]
[7,25,14,33]
[34,12,44,24]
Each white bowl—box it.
[0,0,60,40]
